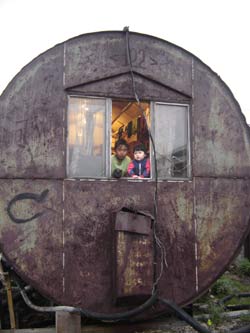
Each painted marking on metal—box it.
[193,177,199,292]
[6,190,49,224]
[62,180,65,295]
[63,43,66,86]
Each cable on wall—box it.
[124,27,168,294]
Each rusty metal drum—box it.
[0,31,250,317]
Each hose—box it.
[219,293,250,310]
[158,297,211,333]
[17,280,211,333]
[230,325,250,333]
[17,279,158,322]
[218,293,250,333]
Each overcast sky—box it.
[0,0,249,122]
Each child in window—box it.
[128,144,150,178]
[111,139,131,178]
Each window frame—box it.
[66,95,111,179]
[66,95,191,181]
[151,101,191,180]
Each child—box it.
[128,144,150,178]
[111,139,131,178]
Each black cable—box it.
[218,293,250,311]
[16,277,211,332]
[219,293,250,306]
[16,278,157,322]
[124,28,158,184]
[226,304,250,311]
[217,293,250,333]
[124,28,168,294]
[159,296,250,333]
[158,298,211,333]
[230,325,250,333]
[14,270,250,333]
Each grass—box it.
[206,301,225,326]
[194,259,250,328]
[237,258,250,277]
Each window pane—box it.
[67,97,106,178]
[154,103,189,178]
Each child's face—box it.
[115,144,128,160]
[134,150,145,161]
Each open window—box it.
[111,100,150,178]
[67,96,190,180]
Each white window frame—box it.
[66,95,111,179]
[151,102,191,180]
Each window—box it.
[153,103,190,179]
[67,97,108,178]
[67,97,190,179]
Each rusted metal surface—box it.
[156,181,196,306]
[64,32,192,96]
[0,31,249,319]
[68,73,190,104]
[195,178,250,292]
[0,180,64,303]
[63,181,156,311]
[0,177,248,313]
[114,211,153,304]
[62,180,195,312]
[193,60,250,177]
[0,45,65,179]
[115,210,152,235]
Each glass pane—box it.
[154,103,189,178]
[67,97,106,178]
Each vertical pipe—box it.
[5,274,16,329]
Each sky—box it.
[0,0,250,122]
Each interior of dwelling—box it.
[111,100,150,159]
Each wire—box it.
[125,28,168,294]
